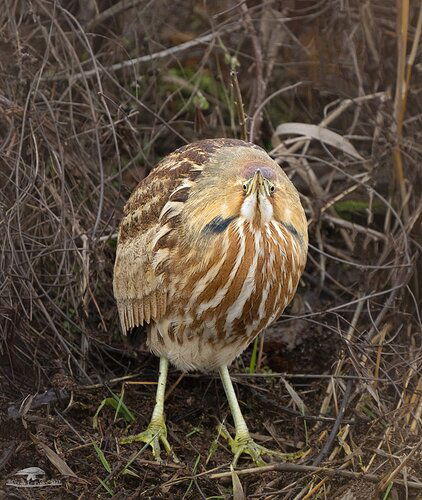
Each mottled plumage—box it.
[114,138,308,463]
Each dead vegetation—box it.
[0,1,421,498]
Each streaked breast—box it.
[171,218,304,344]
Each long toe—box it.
[230,434,305,467]
[120,420,179,463]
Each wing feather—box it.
[113,146,206,334]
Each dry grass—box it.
[0,1,421,498]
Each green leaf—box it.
[98,477,114,496]
[92,394,135,429]
[334,199,385,220]
[92,442,112,474]
[382,482,394,500]
[193,92,209,110]
[121,467,140,478]
[183,454,201,499]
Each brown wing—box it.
[114,164,189,332]
[113,140,247,333]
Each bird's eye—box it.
[242,183,248,192]
[270,185,275,192]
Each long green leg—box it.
[120,357,178,462]
[219,365,304,466]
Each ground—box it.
[2,323,421,498]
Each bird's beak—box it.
[246,169,265,196]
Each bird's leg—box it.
[120,357,178,462]
[218,365,303,467]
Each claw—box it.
[218,424,305,467]
[120,417,179,463]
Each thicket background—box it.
[0,1,421,498]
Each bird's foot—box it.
[120,417,179,463]
[218,424,304,467]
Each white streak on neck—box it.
[240,194,257,220]
[258,193,273,222]
[240,193,273,223]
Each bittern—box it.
[113,138,308,465]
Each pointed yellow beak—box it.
[245,169,265,196]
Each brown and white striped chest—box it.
[166,217,304,345]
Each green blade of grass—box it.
[382,482,394,500]
[183,454,201,499]
[98,477,114,496]
[92,441,112,474]
[93,393,135,429]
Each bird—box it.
[113,138,308,465]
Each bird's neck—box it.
[240,192,273,225]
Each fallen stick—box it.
[209,462,422,491]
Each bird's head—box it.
[239,166,276,224]
[184,141,307,246]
